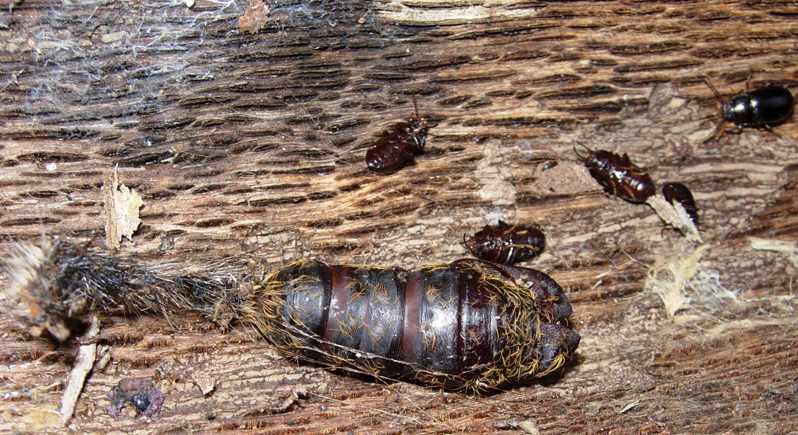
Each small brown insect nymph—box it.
[366,100,429,172]
[465,221,545,265]
[574,144,655,204]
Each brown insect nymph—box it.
[574,144,655,204]
[366,100,429,172]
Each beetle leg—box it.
[726,124,744,134]
[702,118,727,143]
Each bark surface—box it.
[1,1,797,433]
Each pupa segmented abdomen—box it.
[245,259,579,391]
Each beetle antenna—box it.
[703,77,724,101]
[412,94,420,119]
[701,78,729,143]
[572,142,592,160]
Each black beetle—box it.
[704,78,794,140]
[130,393,151,415]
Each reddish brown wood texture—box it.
[1,1,798,433]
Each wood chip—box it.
[103,166,143,249]
[60,316,100,426]
[192,372,216,396]
[238,0,270,34]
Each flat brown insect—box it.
[574,144,655,204]
[662,182,698,225]
[365,99,429,172]
[465,221,545,265]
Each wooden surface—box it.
[1,0,798,433]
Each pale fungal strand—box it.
[646,194,702,244]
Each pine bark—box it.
[1,1,797,433]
